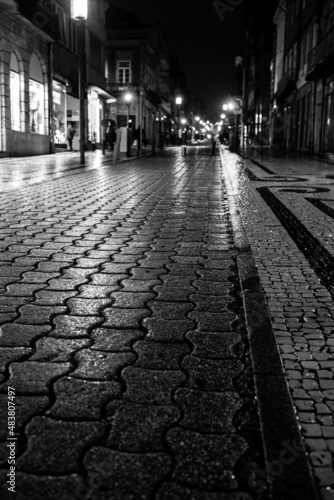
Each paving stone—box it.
[84,447,172,499]
[175,388,241,433]
[17,417,105,474]
[133,340,190,369]
[156,483,249,500]
[67,298,111,316]
[0,347,32,373]
[192,281,232,295]
[90,273,128,285]
[77,284,120,298]
[182,355,242,391]
[0,324,51,347]
[196,269,233,282]
[120,279,160,292]
[21,272,61,283]
[188,312,236,332]
[47,376,120,419]
[110,291,155,308]
[50,315,102,338]
[159,276,195,287]
[72,349,135,380]
[154,286,195,301]
[130,268,167,280]
[47,278,87,291]
[313,467,334,486]
[147,301,193,319]
[10,472,84,500]
[106,401,180,451]
[91,328,143,351]
[165,264,199,277]
[186,331,241,359]
[122,366,185,404]
[34,290,77,305]
[0,362,71,394]
[190,294,234,313]
[16,305,67,324]
[167,428,247,489]
[62,268,98,280]
[143,318,194,342]
[30,337,90,362]
[0,394,49,440]
[103,308,150,328]
[5,283,48,296]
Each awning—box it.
[89,85,117,102]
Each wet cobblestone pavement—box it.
[0,146,268,500]
[225,146,334,500]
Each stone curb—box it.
[220,148,319,500]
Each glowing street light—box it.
[124,92,133,157]
[72,0,87,20]
[181,118,187,125]
[221,114,226,119]
[195,116,200,121]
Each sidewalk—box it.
[223,144,334,500]
[0,147,153,192]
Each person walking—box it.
[67,124,74,151]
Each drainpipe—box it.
[48,42,55,154]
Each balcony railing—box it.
[307,25,334,78]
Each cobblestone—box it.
[17,417,106,474]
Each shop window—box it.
[10,53,20,131]
[29,53,45,134]
[53,80,66,145]
[118,61,131,84]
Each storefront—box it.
[29,53,45,136]
[88,88,101,145]
[66,94,80,151]
[53,80,67,148]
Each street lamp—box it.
[124,92,133,157]
[72,0,88,165]
[175,96,182,145]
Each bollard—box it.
[182,145,187,156]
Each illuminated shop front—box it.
[53,80,67,147]
[29,53,45,135]
[10,53,20,131]
[88,88,101,144]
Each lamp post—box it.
[72,0,87,165]
[124,92,133,157]
[175,96,182,145]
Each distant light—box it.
[195,116,200,121]
[124,93,133,102]
[221,114,226,119]
[228,102,235,110]
[181,118,187,124]
[175,96,182,105]
[223,104,228,111]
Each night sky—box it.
[109,0,246,117]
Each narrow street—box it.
[0,144,333,499]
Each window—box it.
[10,53,20,131]
[118,61,131,84]
[29,53,45,135]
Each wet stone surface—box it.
[0,147,257,499]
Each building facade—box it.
[105,5,175,147]
[306,0,334,158]
[0,0,115,157]
[272,0,318,152]
[0,0,56,157]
